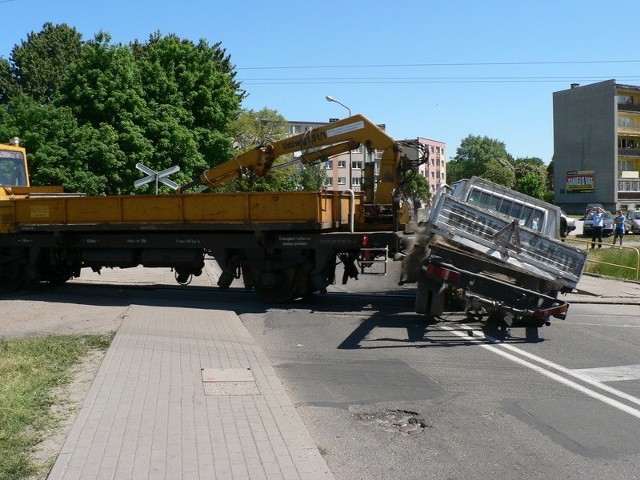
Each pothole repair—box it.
[355,409,428,435]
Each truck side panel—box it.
[7,191,361,230]
[428,193,586,290]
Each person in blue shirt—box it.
[590,207,606,249]
[613,210,625,247]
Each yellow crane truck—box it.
[0,115,423,302]
[0,116,589,341]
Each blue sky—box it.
[1,0,639,163]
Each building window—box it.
[326,160,333,169]
[338,160,347,168]
[619,94,634,105]
[619,138,636,149]
[352,161,362,169]
[619,160,634,171]
[325,177,333,186]
[337,177,346,185]
[351,177,362,186]
[618,117,637,130]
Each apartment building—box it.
[553,80,640,214]
[287,120,446,197]
[402,137,446,196]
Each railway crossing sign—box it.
[134,163,180,194]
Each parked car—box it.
[625,210,640,234]
[583,210,614,237]
[583,203,604,220]
[560,210,576,238]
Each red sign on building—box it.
[566,170,595,192]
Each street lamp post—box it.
[325,95,351,118]
[325,95,353,191]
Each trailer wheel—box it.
[44,263,75,285]
[255,268,296,303]
[48,270,72,285]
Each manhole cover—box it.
[355,409,427,435]
[201,368,259,396]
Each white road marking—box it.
[437,324,640,420]
[570,365,640,382]
[498,343,640,407]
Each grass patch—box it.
[564,238,640,281]
[585,246,640,280]
[0,333,113,480]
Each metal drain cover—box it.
[201,368,259,396]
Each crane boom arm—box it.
[180,114,401,194]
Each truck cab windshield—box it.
[0,150,28,186]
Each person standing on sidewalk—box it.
[613,210,625,247]
[590,207,606,249]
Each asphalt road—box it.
[3,257,639,480]
[237,271,640,480]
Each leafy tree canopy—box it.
[221,108,326,192]
[0,22,82,104]
[448,135,552,200]
[402,171,430,206]
[448,134,514,184]
[0,24,244,195]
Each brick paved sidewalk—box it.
[48,304,334,479]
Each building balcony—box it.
[618,148,640,157]
[618,103,640,113]
[618,178,640,193]
[617,124,640,134]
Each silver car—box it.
[560,210,576,238]
[625,210,640,234]
[583,211,614,236]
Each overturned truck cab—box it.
[401,176,588,342]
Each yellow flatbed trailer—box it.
[0,115,419,302]
[2,190,358,231]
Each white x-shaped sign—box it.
[134,163,180,192]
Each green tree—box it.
[402,172,431,212]
[482,157,516,188]
[0,57,13,104]
[131,32,243,177]
[448,135,514,186]
[228,107,289,153]
[222,108,326,192]
[444,158,466,184]
[220,108,291,192]
[546,157,556,199]
[296,163,326,191]
[0,95,118,194]
[0,27,244,195]
[513,157,550,200]
[56,32,151,194]
[0,23,82,104]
